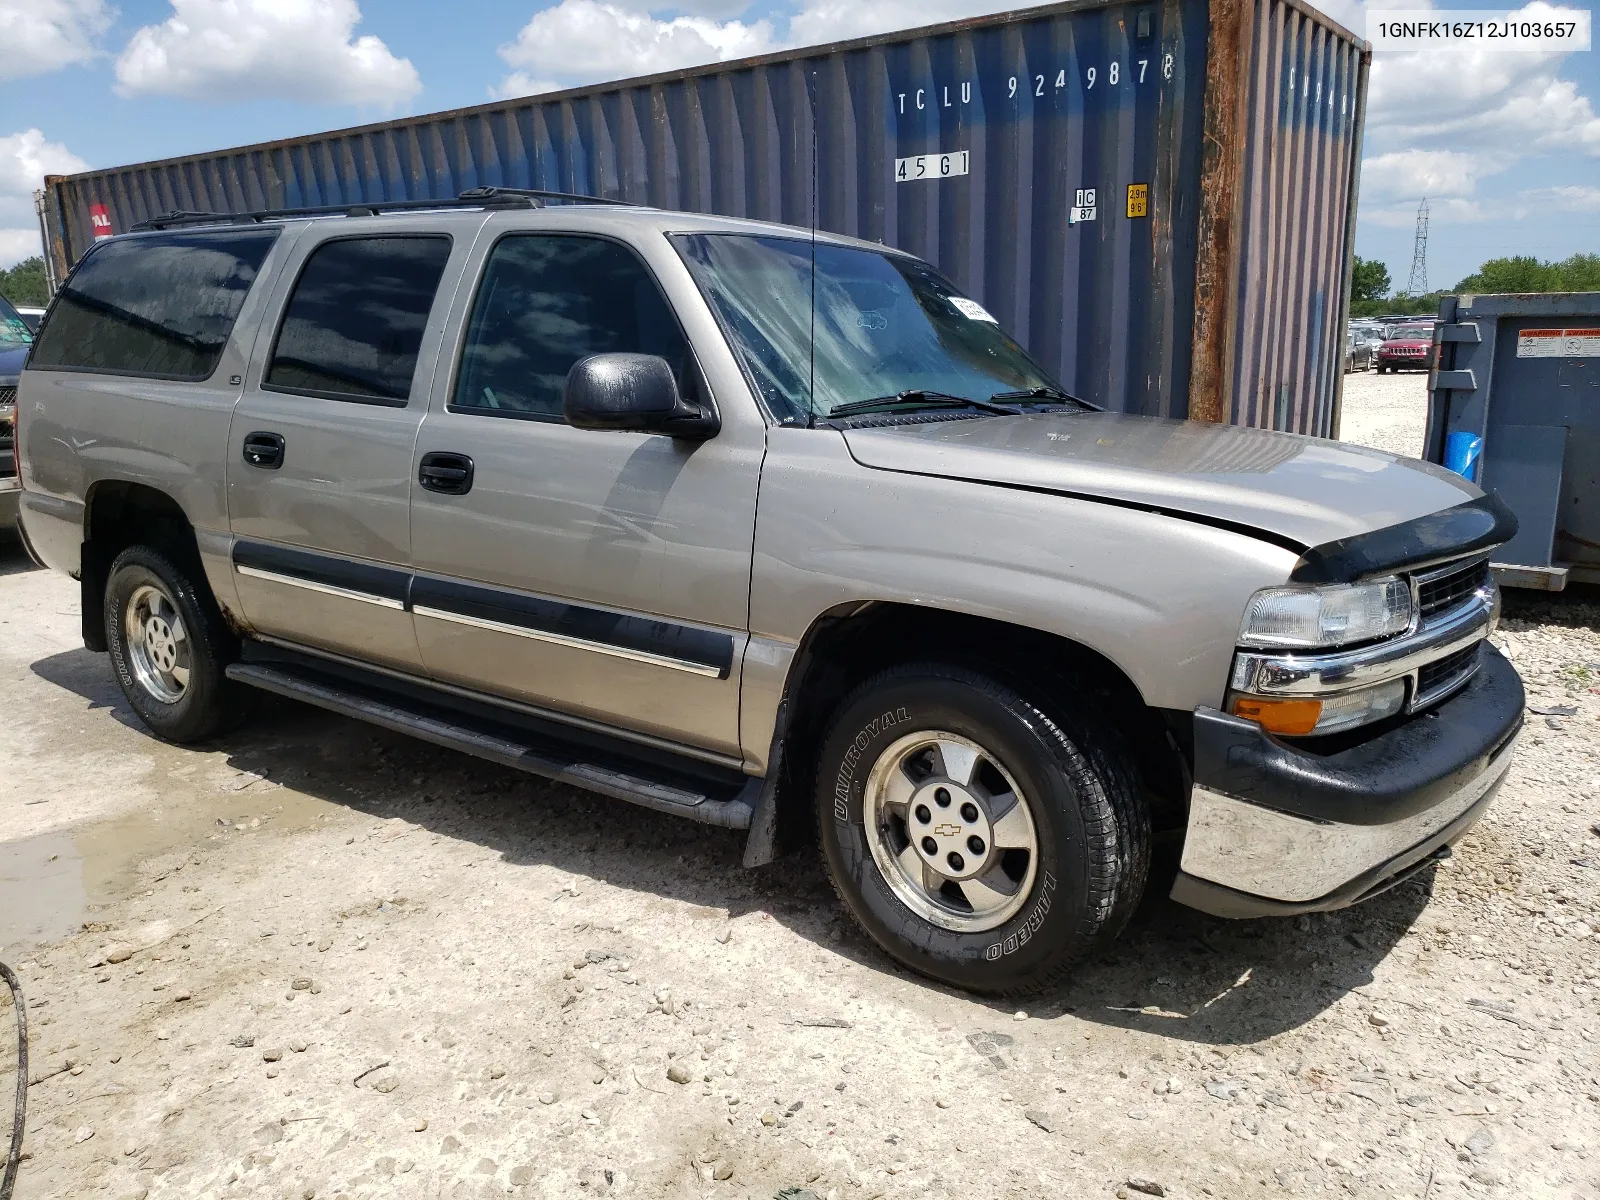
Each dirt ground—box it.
[2,371,1597,1200]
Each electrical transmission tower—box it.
[1405,197,1430,296]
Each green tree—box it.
[0,257,48,307]
[1350,256,1391,303]
[1455,253,1600,294]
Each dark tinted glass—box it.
[453,235,689,420]
[28,230,278,378]
[266,236,451,403]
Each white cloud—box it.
[787,0,1015,46]
[1508,184,1600,215]
[0,129,88,237]
[1359,149,1508,204]
[115,0,421,105]
[0,229,43,269]
[0,129,89,200]
[496,0,775,93]
[1355,1,1600,159]
[0,0,112,81]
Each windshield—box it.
[1392,324,1432,339]
[0,293,31,348]
[673,233,1061,423]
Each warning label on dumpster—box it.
[1517,327,1600,357]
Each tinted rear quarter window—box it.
[266,235,452,405]
[28,229,279,379]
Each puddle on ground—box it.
[1,779,342,959]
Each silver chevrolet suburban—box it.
[13,191,1524,995]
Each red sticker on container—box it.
[89,203,114,240]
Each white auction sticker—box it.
[1517,327,1600,358]
[895,151,970,183]
[949,297,997,323]
[1369,9,1590,51]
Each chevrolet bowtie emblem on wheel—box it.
[934,823,961,837]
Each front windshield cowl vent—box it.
[830,410,994,430]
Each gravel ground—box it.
[1336,370,1431,459]
[1,374,1597,1199]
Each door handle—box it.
[418,451,474,496]
[242,431,285,470]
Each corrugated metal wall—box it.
[40,0,1365,436]
[1228,0,1367,435]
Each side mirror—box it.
[563,353,719,439]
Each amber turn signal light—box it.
[1230,695,1323,737]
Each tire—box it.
[815,663,1150,995]
[105,545,249,743]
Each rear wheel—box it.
[815,663,1149,995]
[105,545,249,742]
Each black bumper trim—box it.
[1170,773,1504,918]
[1194,643,1523,826]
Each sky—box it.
[1,0,1597,290]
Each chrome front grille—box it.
[1417,557,1490,621]
[0,386,15,405]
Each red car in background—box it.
[1376,322,1435,373]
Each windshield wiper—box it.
[988,385,1090,407]
[825,389,1017,419]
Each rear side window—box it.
[452,235,691,421]
[266,235,452,405]
[28,229,279,379]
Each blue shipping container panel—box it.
[42,0,1366,435]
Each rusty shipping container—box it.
[37,0,1368,435]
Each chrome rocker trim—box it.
[410,603,725,678]
[235,563,407,610]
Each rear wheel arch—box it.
[749,602,1190,864]
[80,480,215,653]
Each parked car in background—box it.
[0,293,29,535]
[1377,322,1435,373]
[14,306,45,333]
[15,200,1523,995]
[1344,328,1374,373]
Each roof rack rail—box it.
[130,186,632,232]
[457,186,635,207]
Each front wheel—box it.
[105,545,250,742]
[815,663,1149,995]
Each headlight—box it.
[1238,579,1412,649]
[1231,677,1407,737]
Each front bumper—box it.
[1171,643,1523,918]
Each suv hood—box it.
[841,412,1479,550]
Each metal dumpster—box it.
[1424,292,1600,590]
[36,0,1370,436]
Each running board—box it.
[225,661,756,830]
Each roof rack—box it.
[131,186,635,232]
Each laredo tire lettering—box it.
[984,872,1058,960]
[832,706,911,822]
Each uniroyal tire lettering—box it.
[833,706,911,822]
[985,872,1057,959]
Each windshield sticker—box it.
[949,297,998,323]
[1,317,30,343]
[855,310,888,330]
